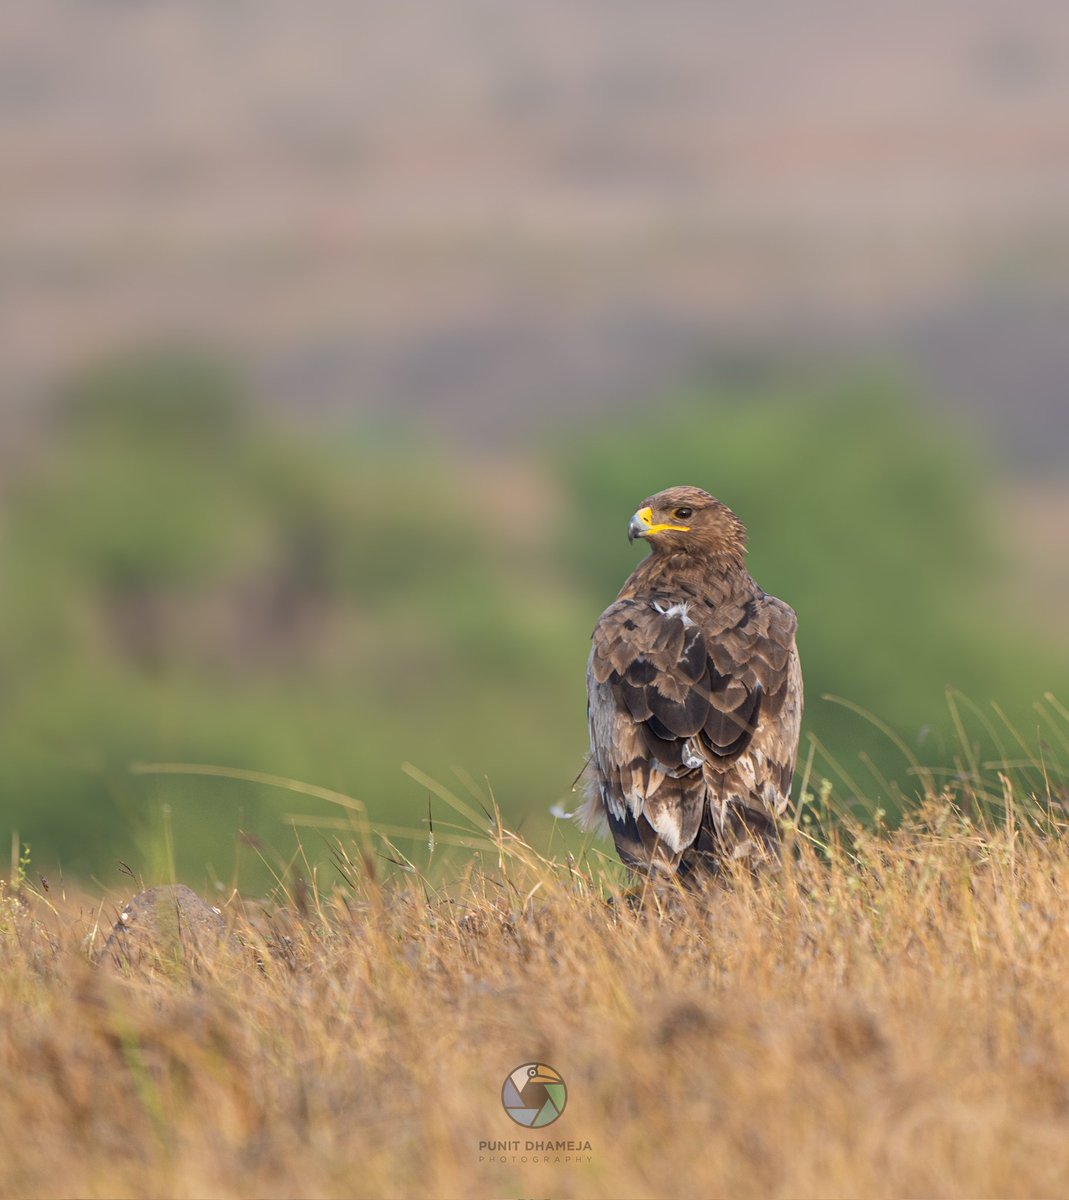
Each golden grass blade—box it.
[131,762,370,817]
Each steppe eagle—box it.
[584,486,802,878]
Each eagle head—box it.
[628,485,748,561]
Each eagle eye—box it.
[673,506,693,520]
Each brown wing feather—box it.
[585,583,802,869]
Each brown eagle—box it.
[584,485,802,878]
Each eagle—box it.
[584,485,802,879]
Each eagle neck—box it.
[624,550,748,598]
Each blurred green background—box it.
[4,4,1069,889]
[2,348,1063,889]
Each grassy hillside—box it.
[2,724,1068,1198]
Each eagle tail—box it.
[679,799,781,879]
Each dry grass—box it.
[3,706,1069,1199]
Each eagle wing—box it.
[586,588,801,866]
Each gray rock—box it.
[103,884,235,973]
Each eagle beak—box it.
[628,506,654,542]
[628,505,691,542]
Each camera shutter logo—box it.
[501,1062,567,1128]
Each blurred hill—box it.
[3,2,1069,467]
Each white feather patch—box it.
[652,599,695,627]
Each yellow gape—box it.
[630,505,691,537]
